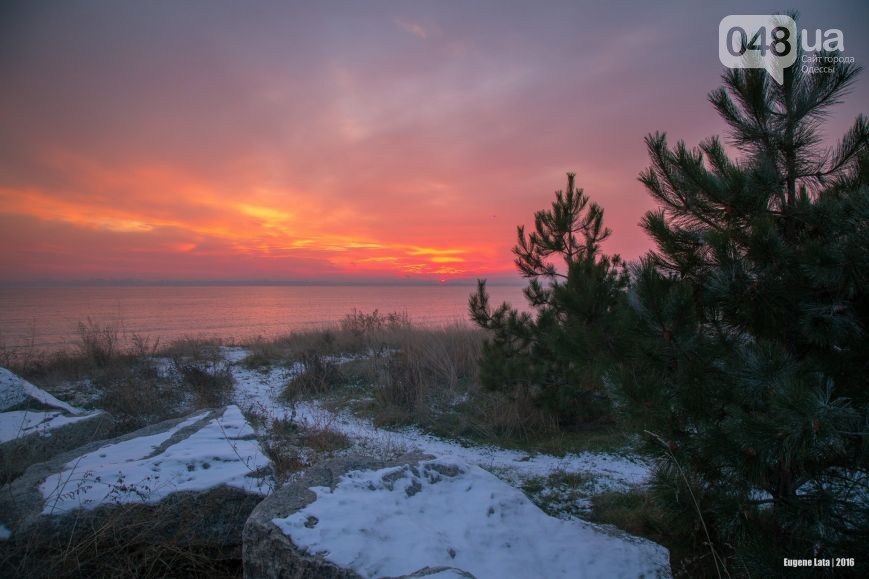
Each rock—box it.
[0,367,113,480]
[244,456,672,579]
[0,367,85,414]
[0,405,271,537]
[243,453,432,579]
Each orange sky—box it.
[1,1,867,284]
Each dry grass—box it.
[280,352,345,403]
[585,490,716,577]
[463,387,561,441]
[588,490,668,542]
[4,327,180,433]
[239,326,369,368]
[297,423,351,454]
[252,314,616,455]
[3,326,235,433]
[97,364,183,430]
[160,336,225,359]
[0,310,651,576]
[364,323,483,423]
[340,308,412,335]
[171,357,234,408]
[75,317,123,368]
[0,489,254,578]
[240,406,349,486]
[5,311,628,465]
[160,336,235,409]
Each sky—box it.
[1,0,867,284]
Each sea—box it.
[0,284,527,353]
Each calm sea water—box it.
[0,285,526,353]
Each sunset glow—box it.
[1,1,867,283]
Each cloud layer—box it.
[2,0,867,282]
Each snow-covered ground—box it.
[228,347,652,494]
[274,458,670,579]
[229,347,670,577]
[40,405,270,514]
[2,350,668,576]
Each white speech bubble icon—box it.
[719,15,797,84]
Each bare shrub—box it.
[76,318,123,368]
[288,410,350,459]
[129,333,160,358]
[260,438,304,485]
[340,308,411,336]
[234,329,359,370]
[241,335,295,370]
[160,336,224,359]
[172,357,234,408]
[236,406,302,485]
[161,337,234,408]
[280,352,344,402]
[98,368,182,430]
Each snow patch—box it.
[293,401,650,492]
[227,350,651,491]
[273,458,670,579]
[0,410,101,444]
[222,346,252,364]
[0,367,84,415]
[40,405,269,514]
[233,363,300,421]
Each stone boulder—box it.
[243,455,672,579]
[244,454,427,579]
[0,405,271,554]
[0,367,112,480]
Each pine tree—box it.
[615,50,869,574]
[470,174,627,428]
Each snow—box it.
[231,349,670,576]
[222,346,251,364]
[0,367,102,443]
[230,358,652,493]
[273,458,671,579]
[40,405,270,514]
[0,410,100,443]
[232,361,300,420]
[301,400,649,491]
[0,367,84,414]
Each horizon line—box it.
[0,278,527,289]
